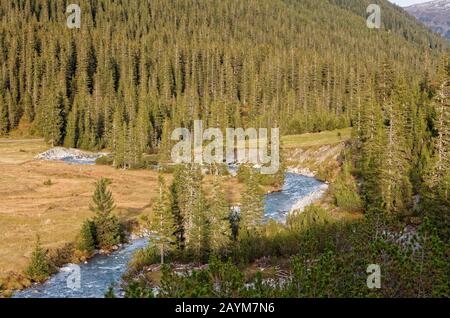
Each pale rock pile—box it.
[35,147,108,165]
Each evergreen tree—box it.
[64,109,78,148]
[239,170,265,237]
[90,178,122,249]
[25,236,51,283]
[76,220,96,257]
[0,96,9,135]
[149,175,176,264]
[209,174,232,252]
[170,166,186,251]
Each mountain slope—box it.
[0,0,448,157]
[405,0,450,41]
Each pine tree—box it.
[379,75,413,213]
[112,107,125,168]
[158,119,172,164]
[421,56,450,239]
[25,236,51,283]
[426,57,450,192]
[170,166,186,251]
[64,109,78,148]
[149,175,176,264]
[189,187,210,261]
[90,178,122,250]
[239,170,265,237]
[90,178,116,216]
[209,174,231,252]
[0,96,9,135]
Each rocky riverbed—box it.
[35,147,108,165]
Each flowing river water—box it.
[14,172,326,298]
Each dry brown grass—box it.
[0,139,163,283]
[0,139,258,287]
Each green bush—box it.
[332,182,363,212]
[95,155,114,166]
[94,215,123,250]
[331,166,363,212]
[76,220,96,256]
[237,164,252,183]
[286,205,330,232]
[125,214,449,298]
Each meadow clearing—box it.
[0,139,250,284]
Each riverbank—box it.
[12,173,328,298]
[0,139,163,296]
[1,127,349,297]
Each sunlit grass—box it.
[282,127,352,148]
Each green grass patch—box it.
[282,127,351,148]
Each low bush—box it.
[331,165,363,212]
[95,155,114,166]
[75,220,96,257]
[125,214,449,298]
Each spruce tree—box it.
[149,175,176,264]
[239,170,265,237]
[25,236,51,283]
[209,174,231,252]
[170,166,186,251]
[64,109,78,148]
[0,96,9,135]
[90,178,122,250]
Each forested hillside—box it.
[0,0,448,168]
[0,0,449,298]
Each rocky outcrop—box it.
[284,142,346,181]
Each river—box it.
[14,173,326,298]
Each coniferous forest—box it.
[0,0,448,300]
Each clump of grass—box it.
[43,179,53,186]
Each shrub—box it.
[141,154,159,168]
[332,178,363,212]
[48,243,75,268]
[286,205,330,232]
[237,164,252,183]
[331,165,363,212]
[76,220,96,257]
[105,284,117,298]
[43,179,53,186]
[94,214,122,250]
[95,155,114,166]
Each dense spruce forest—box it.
[0,0,448,167]
[1,0,449,298]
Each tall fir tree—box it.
[208,173,231,253]
[90,178,122,249]
[149,175,176,264]
[239,170,265,237]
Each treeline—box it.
[0,0,448,167]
